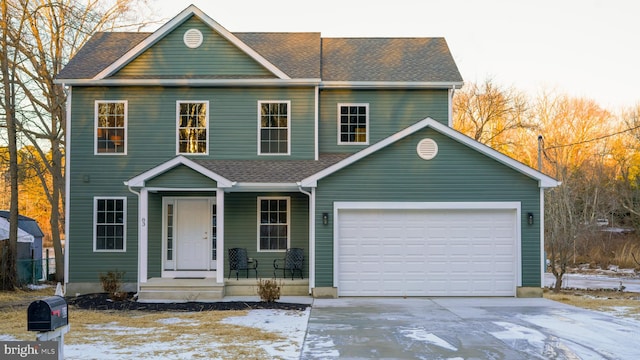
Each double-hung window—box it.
[258,197,289,251]
[338,103,369,145]
[95,101,127,154]
[94,197,126,252]
[177,101,208,154]
[258,101,290,155]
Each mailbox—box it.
[27,296,68,332]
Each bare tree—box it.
[0,0,26,289]
[2,0,153,282]
[453,79,532,158]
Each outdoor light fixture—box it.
[322,212,329,225]
[528,212,534,225]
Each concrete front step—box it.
[138,278,224,303]
[225,277,309,296]
[137,277,310,302]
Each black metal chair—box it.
[273,248,304,279]
[228,248,258,280]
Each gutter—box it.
[297,184,315,295]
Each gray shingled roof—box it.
[321,37,462,82]
[193,153,350,183]
[56,32,151,79]
[236,32,321,79]
[56,27,462,83]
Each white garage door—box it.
[337,207,518,296]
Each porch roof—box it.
[192,154,350,184]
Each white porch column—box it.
[309,187,316,292]
[216,188,225,284]
[138,188,148,288]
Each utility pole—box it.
[537,135,543,172]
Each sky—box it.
[146,0,639,110]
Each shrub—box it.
[99,270,127,301]
[256,278,281,302]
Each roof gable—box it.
[125,156,234,188]
[55,6,461,86]
[93,5,290,80]
[113,16,275,79]
[301,118,559,188]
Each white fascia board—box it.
[320,81,464,89]
[425,120,560,188]
[55,78,321,86]
[301,117,560,189]
[228,182,301,192]
[93,5,290,80]
[125,155,233,188]
[300,118,436,187]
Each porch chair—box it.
[228,248,258,280]
[273,248,304,279]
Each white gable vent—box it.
[417,138,438,160]
[183,29,203,48]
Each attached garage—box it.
[335,203,520,297]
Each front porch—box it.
[138,277,310,303]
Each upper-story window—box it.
[338,103,369,145]
[258,101,290,155]
[95,101,127,154]
[177,101,209,155]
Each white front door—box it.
[163,197,216,276]
[176,199,210,270]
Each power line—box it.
[544,124,640,150]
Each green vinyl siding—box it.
[70,87,315,160]
[319,89,450,153]
[114,16,273,78]
[222,192,309,278]
[146,165,218,188]
[313,128,542,288]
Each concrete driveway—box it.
[301,297,640,359]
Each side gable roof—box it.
[55,5,462,87]
[300,118,560,189]
[322,37,462,84]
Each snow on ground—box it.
[3,308,310,360]
[221,308,310,359]
[544,272,640,292]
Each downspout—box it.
[127,185,141,296]
[448,87,455,127]
[297,184,315,294]
[63,85,71,293]
[314,86,319,161]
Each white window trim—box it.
[94,100,128,155]
[257,196,290,252]
[93,196,127,252]
[257,100,291,156]
[176,100,210,155]
[337,103,369,145]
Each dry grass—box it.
[0,289,293,359]
[544,289,640,320]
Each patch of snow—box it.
[399,328,458,351]
[27,284,50,291]
[222,308,310,359]
[301,335,340,358]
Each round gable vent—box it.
[183,29,203,48]
[417,138,438,160]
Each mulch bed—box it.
[67,292,309,312]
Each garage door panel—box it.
[338,207,517,296]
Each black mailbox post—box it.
[27,295,68,332]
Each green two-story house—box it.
[56,5,558,300]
